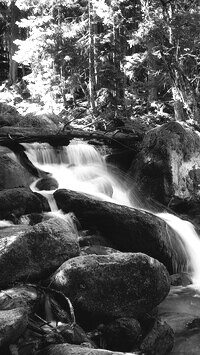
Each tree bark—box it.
[141,0,158,108]
[171,86,187,121]
[88,0,96,113]
[147,41,158,107]
[112,21,124,107]
[0,127,142,149]
[8,0,20,84]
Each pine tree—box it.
[7,0,200,126]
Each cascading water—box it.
[157,213,200,285]
[24,141,132,207]
[23,140,200,286]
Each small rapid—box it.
[23,140,200,285]
[25,141,132,207]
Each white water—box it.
[24,141,132,207]
[23,140,200,285]
[158,213,200,285]
[0,220,14,228]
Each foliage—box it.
[0,0,200,128]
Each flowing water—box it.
[24,141,132,207]
[23,140,200,286]
[0,220,14,228]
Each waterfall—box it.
[24,141,132,206]
[157,213,200,285]
[23,140,200,285]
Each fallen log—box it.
[0,127,142,150]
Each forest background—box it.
[0,0,200,134]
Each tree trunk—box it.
[93,22,99,91]
[172,67,200,121]
[141,0,158,109]
[147,41,158,107]
[88,0,96,113]
[171,87,187,121]
[8,0,20,84]
[113,22,124,107]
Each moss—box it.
[145,122,200,161]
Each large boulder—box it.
[0,217,80,288]
[54,189,189,274]
[0,148,35,190]
[50,252,170,324]
[128,122,200,205]
[0,187,48,220]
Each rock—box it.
[0,217,80,288]
[19,213,45,225]
[170,272,192,286]
[102,317,141,351]
[139,320,174,355]
[50,252,170,325]
[0,153,35,190]
[128,122,200,204]
[0,187,48,220]
[78,232,114,248]
[0,285,38,312]
[80,245,120,256]
[36,343,138,355]
[167,197,200,227]
[35,177,59,191]
[54,189,189,274]
[0,307,28,346]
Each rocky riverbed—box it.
[1,121,200,354]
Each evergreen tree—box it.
[128,0,200,120]
[3,0,200,126]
